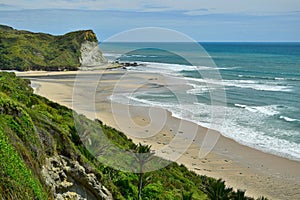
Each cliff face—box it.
[0,25,106,71]
[80,41,107,67]
[42,155,112,200]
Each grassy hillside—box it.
[0,25,98,71]
[0,72,268,199]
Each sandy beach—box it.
[17,70,300,200]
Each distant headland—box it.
[0,24,106,71]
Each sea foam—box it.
[102,42,300,162]
[279,116,300,122]
[110,93,300,161]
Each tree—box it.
[182,191,193,200]
[256,197,269,200]
[134,143,155,200]
[232,189,247,200]
[204,178,233,200]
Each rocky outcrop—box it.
[42,155,112,200]
[80,41,107,68]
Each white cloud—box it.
[1,8,299,41]
[184,9,210,16]
[1,0,300,15]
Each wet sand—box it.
[17,70,300,200]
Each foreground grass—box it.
[0,127,47,200]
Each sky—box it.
[0,0,299,42]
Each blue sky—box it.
[0,0,299,42]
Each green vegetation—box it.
[0,127,46,200]
[0,72,269,199]
[134,143,155,200]
[0,24,98,71]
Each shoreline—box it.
[17,70,300,200]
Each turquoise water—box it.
[100,42,300,161]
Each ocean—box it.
[99,42,300,161]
